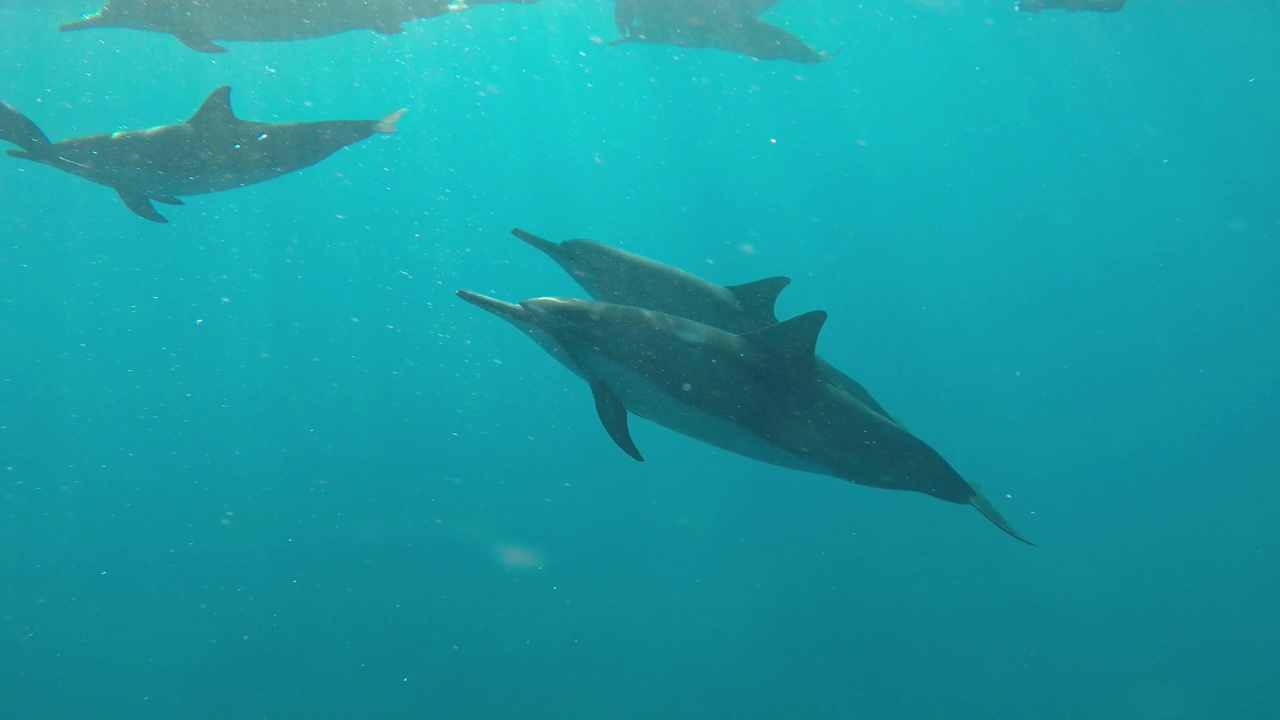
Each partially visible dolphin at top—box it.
[0,86,403,223]
[456,290,1034,545]
[60,0,540,53]
[611,0,839,64]
[509,228,897,423]
[1015,0,1125,12]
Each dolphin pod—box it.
[508,228,897,423]
[60,0,541,53]
[0,86,403,223]
[456,288,1034,546]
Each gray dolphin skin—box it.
[0,86,404,223]
[510,228,897,423]
[457,290,1034,545]
[611,0,838,64]
[59,0,540,53]
[1015,0,1125,12]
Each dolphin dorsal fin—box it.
[724,276,791,326]
[744,310,827,373]
[187,86,238,129]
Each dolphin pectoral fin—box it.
[969,487,1035,546]
[174,33,227,53]
[115,189,168,223]
[152,195,184,206]
[725,276,791,326]
[510,228,564,257]
[591,379,644,462]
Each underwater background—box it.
[1,1,1277,718]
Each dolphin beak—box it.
[60,14,108,32]
[456,290,533,325]
[510,228,563,257]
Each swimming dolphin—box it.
[0,86,404,223]
[1015,0,1125,13]
[509,228,897,423]
[611,0,838,64]
[456,290,1034,545]
[59,0,539,53]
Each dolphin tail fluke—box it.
[969,486,1035,546]
[375,109,407,134]
[0,99,51,152]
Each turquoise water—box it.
[2,1,1277,718]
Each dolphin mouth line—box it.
[456,289,529,323]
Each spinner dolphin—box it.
[457,290,1034,545]
[0,86,403,222]
[60,0,540,53]
[611,0,838,64]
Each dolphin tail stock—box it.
[0,99,52,154]
[969,484,1035,546]
[374,109,407,134]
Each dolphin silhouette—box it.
[1015,0,1125,12]
[611,0,839,64]
[0,86,404,223]
[60,0,540,53]
[509,228,897,423]
[457,290,1034,545]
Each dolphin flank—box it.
[0,86,404,223]
[457,290,1034,545]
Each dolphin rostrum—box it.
[0,86,404,223]
[457,290,1034,545]
[509,228,897,423]
[60,0,540,53]
[611,0,839,64]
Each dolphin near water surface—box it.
[611,0,839,64]
[60,0,540,53]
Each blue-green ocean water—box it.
[2,1,1277,718]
